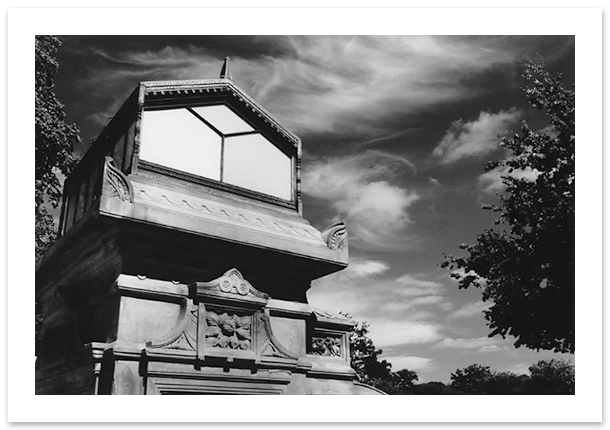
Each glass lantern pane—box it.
[139,108,222,180]
[224,134,292,200]
[191,105,254,134]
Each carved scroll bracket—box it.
[321,221,348,251]
[104,156,134,203]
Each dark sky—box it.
[52,35,575,382]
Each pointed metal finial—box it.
[220,56,232,80]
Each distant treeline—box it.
[363,360,574,395]
[349,320,574,395]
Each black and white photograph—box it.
[6,6,602,423]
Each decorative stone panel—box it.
[145,269,298,367]
[310,334,343,357]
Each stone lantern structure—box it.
[35,60,383,395]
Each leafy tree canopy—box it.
[411,381,460,395]
[442,60,575,353]
[450,360,573,395]
[450,364,493,394]
[348,319,418,394]
[35,35,80,261]
[528,359,575,394]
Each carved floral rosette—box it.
[204,310,252,350]
[192,270,298,363]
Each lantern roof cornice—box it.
[138,78,300,147]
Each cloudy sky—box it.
[52,35,575,383]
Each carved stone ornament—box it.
[136,185,320,242]
[309,335,342,357]
[145,270,298,366]
[146,301,198,352]
[258,312,299,361]
[205,311,252,350]
[189,268,269,305]
[321,221,347,251]
[104,156,134,202]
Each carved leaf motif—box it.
[239,339,251,350]
[206,325,221,337]
[221,317,237,336]
[310,336,342,357]
[207,312,220,326]
[216,335,229,348]
[105,157,133,202]
[204,311,253,350]
[236,327,251,340]
[230,336,240,349]
[236,315,251,330]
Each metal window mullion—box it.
[223,130,258,138]
[186,107,223,136]
[187,106,226,182]
[220,135,225,182]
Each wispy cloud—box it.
[241,36,529,136]
[368,319,444,347]
[308,267,450,349]
[434,336,507,354]
[395,274,445,297]
[307,257,395,316]
[383,355,435,373]
[302,150,419,251]
[447,300,490,319]
[432,109,521,164]
[75,35,536,136]
[348,259,390,277]
[308,266,442,318]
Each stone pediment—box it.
[188,268,269,307]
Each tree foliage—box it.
[450,364,528,395]
[411,381,460,395]
[442,60,575,353]
[35,35,80,261]
[450,360,573,395]
[348,320,418,394]
[349,320,391,380]
[450,364,493,394]
[528,359,575,394]
[485,371,529,395]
